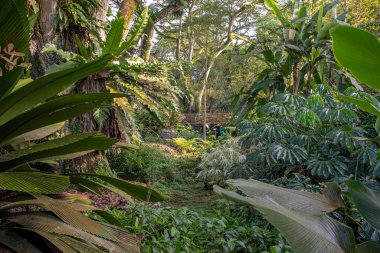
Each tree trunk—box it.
[70,76,120,173]
[292,60,300,93]
[119,0,138,37]
[141,24,155,62]
[68,0,116,173]
[197,59,214,112]
[202,82,207,140]
[141,4,182,61]
[96,0,110,40]
[29,0,59,78]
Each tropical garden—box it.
[0,0,379,252]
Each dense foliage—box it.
[238,86,379,180]
[108,145,177,182]
[102,202,290,253]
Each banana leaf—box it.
[214,179,355,253]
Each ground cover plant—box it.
[95,201,291,253]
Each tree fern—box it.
[93,107,111,129]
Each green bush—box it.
[170,137,214,156]
[106,202,290,253]
[176,124,202,139]
[108,145,177,183]
[197,139,246,184]
[239,87,379,181]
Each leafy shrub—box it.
[170,137,213,156]
[176,124,202,139]
[197,139,246,183]
[238,87,379,180]
[108,145,177,183]
[105,202,288,253]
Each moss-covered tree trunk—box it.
[68,0,117,173]
[30,0,59,78]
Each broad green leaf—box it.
[28,12,38,31]
[75,35,88,58]
[339,94,380,117]
[0,0,30,96]
[295,5,307,30]
[375,117,380,134]
[72,175,134,201]
[0,93,124,146]
[0,54,112,125]
[13,78,33,91]
[317,21,338,40]
[92,210,123,227]
[215,182,355,253]
[309,1,340,25]
[332,26,380,90]
[103,17,125,55]
[116,8,149,55]
[346,180,380,230]
[264,0,292,28]
[224,179,343,215]
[72,174,164,202]
[0,172,69,193]
[316,7,324,31]
[9,122,65,144]
[0,132,117,169]
[262,50,275,64]
[70,176,103,195]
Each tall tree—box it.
[141,0,186,62]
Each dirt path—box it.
[165,183,217,210]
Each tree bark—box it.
[197,59,214,112]
[141,4,183,62]
[292,60,300,93]
[119,0,138,37]
[195,3,251,113]
[29,0,59,78]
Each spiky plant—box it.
[43,10,180,141]
[0,1,162,251]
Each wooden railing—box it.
[180,113,231,125]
